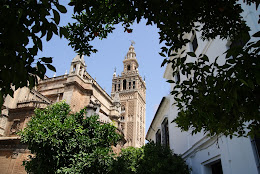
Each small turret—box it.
[69,55,86,77]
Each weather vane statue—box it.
[130,40,135,46]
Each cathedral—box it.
[0,44,146,173]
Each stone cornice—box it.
[0,138,28,150]
[64,81,93,95]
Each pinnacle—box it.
[72,54,85,65]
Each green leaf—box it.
[46,30,53,41]
[161,59,168,67]
[41,57,53,63]
[239,79,248,86]
[59,27,69,38]
[169,53,177,57]
[187,52,196,57]
[166,80,175,83]
[201,55,209,62]
[161,47,168,53]
[252,31,260,37]
[37,38,43,51]
[37,62,46,77]
[46,64,56,72]
[53,9,60,25]
[159,52,166,57]
[56,4,67,13]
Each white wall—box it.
[147,2,260,174]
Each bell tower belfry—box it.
[69,55,86,77]
[111,43,146,147]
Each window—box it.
[156,129,161,145]
[203,158,223,174]
[129,82,131,89]
[121,106,125,112]
[123,79,126,90]
[118,84,120,91]
[114,84,116,91]
[192,34,198,52]
[211,160,223,174]
[161,118,169,146]
[133,81,135,89]
[72,65,76,73]
[127,65,131,71]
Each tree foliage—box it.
[111,147,143,174]
[171,32,260,137]
[110,142,190,174]
[19,102,122,174]
[67,0,259,137]
[0,0,68,107]
[2,0,259,137]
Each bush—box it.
[110,142,190,174]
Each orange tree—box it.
[19,102,122,173]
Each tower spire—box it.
[113,67,117,77]
[123,44,139,73]
[126,43,137,60]
[130,40,135,46]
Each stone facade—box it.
[0,87,51,174]
[0,45,145,173]
[111,44,146,147]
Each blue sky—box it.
[36,4,170,134]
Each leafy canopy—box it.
[0,0,68,107]
[66,0,259,137]
[19,102,122,174]
[110,142,190,174]
[2,0,259,137]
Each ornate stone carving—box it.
[10,119,21,135]
[11,152,19,159]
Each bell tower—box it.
[69,55,86,78]
[111,43,146,147]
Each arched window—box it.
[156,129,161,145]
[122,105,125,112]
[161,118,169,146]
[123,79,126,90]
[127,65,131,71]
